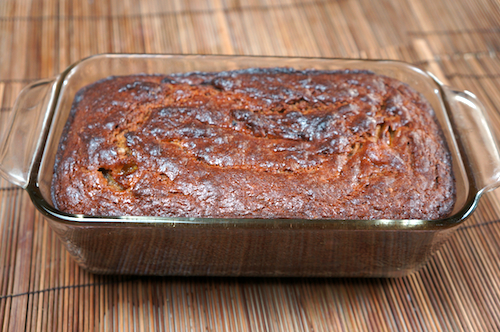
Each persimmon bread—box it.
[51,68,455,219]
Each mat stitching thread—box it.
[445,73,500,79]
[412,60,431,66]
[0,78,41,83]
[0,277,140,300]
[408,28,500,36]
[411,52,500,68]
[412,51,498,63]
[458,219,500,231]
[0,1,330,21]
[0,187,21,191]
[438,51,498,59]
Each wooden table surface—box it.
[1,0,500,330]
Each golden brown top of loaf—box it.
[52,68,455,219]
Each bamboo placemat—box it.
[1,0,500,330]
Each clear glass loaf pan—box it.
[1,54,499,277]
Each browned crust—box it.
[52,68,455,219]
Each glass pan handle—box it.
[0,79,57,188]
[443,87,500,195]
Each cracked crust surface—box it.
[51,68,455,219]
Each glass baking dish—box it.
[1,54,499,277]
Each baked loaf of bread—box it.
[52,68,455,219]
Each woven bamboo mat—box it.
[1,0,500,330]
